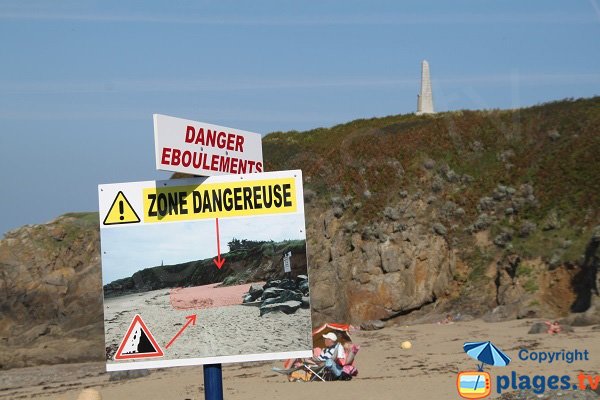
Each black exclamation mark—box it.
[119,201,124,221]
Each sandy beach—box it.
[2,318,599,399]
[103,283,311,368]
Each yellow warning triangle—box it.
[103,191,141,225]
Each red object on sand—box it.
[169,282,264,310]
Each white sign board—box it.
[283,252,292,273]
[153,114,263,176]
[98,170,311,371]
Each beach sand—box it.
[103,283,311,366]
[2,318,599,399]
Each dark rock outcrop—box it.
[241,276,310,317]
[0,213,104,369]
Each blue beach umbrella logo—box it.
[463,341,511,370]
[457,341,510,399]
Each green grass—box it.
[511,222,589,263]
[265,97,600,223]
[516,262,535,278]
[523,279,539,294]
[464,247,494,283]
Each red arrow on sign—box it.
[165,314,197,349]
[213,218,226,269]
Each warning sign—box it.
[103,191,141,225]
[99,170,312,372]
[143,177,296,223]
[114,314,164,360]
[99,172,301,227]
[153,114,263,177]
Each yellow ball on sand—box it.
[401,341,412,349]
[77,389,102,400]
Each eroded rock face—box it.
[306,203,456,325]
[0,214,104,369]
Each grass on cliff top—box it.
[62,212,99,225]
[263,97,600,226]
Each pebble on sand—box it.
[77,388,102,400]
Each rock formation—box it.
[1,97,599,370]
[241,275,310,316]
[0,213,104,369]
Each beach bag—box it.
[289,369,311,382]
[342,364,358,376]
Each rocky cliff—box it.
[1,97,599,369]
[265,97,600,325]
[103,240,307,297]
[0,213,103,369]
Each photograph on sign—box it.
[98,170,312,371]
[153,114,263,177]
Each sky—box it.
[0,0,599,236]
[101,213,305,284]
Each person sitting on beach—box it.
[307,332,346,378]
[306,333,361,379]
[438,314,454,325]
[545,320,561,335]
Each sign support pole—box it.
[204,363,224,400]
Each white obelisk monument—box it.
[416,60,435,115]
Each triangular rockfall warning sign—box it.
[114,314,164,360]
[103,191,140,225]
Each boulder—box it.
[383,206,401,221]
[242,294,254,303]
[431,176,444,192]
[542,210,561,231]
[333,207,344,218]
[248,284,263,299]
[263,280,281,289]
[477,197,495,212]
[274,289,303,304]
[261,287,284,301]
[260,300,302,316]
[493,232,512,248]
[278,278,297,291]
[261,297,280,306]
[423,158,436,170]
[527,322,548,334]
[528,322,573,334]
[360,320,385,330]
[564,313,600,327]
[519,221,537,238]
[433,223,447,236]
[298,280,309,295]
[471,213,492,232]
[547,129,561,141]
[301,296,310,309]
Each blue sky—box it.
[1,1,599,235]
